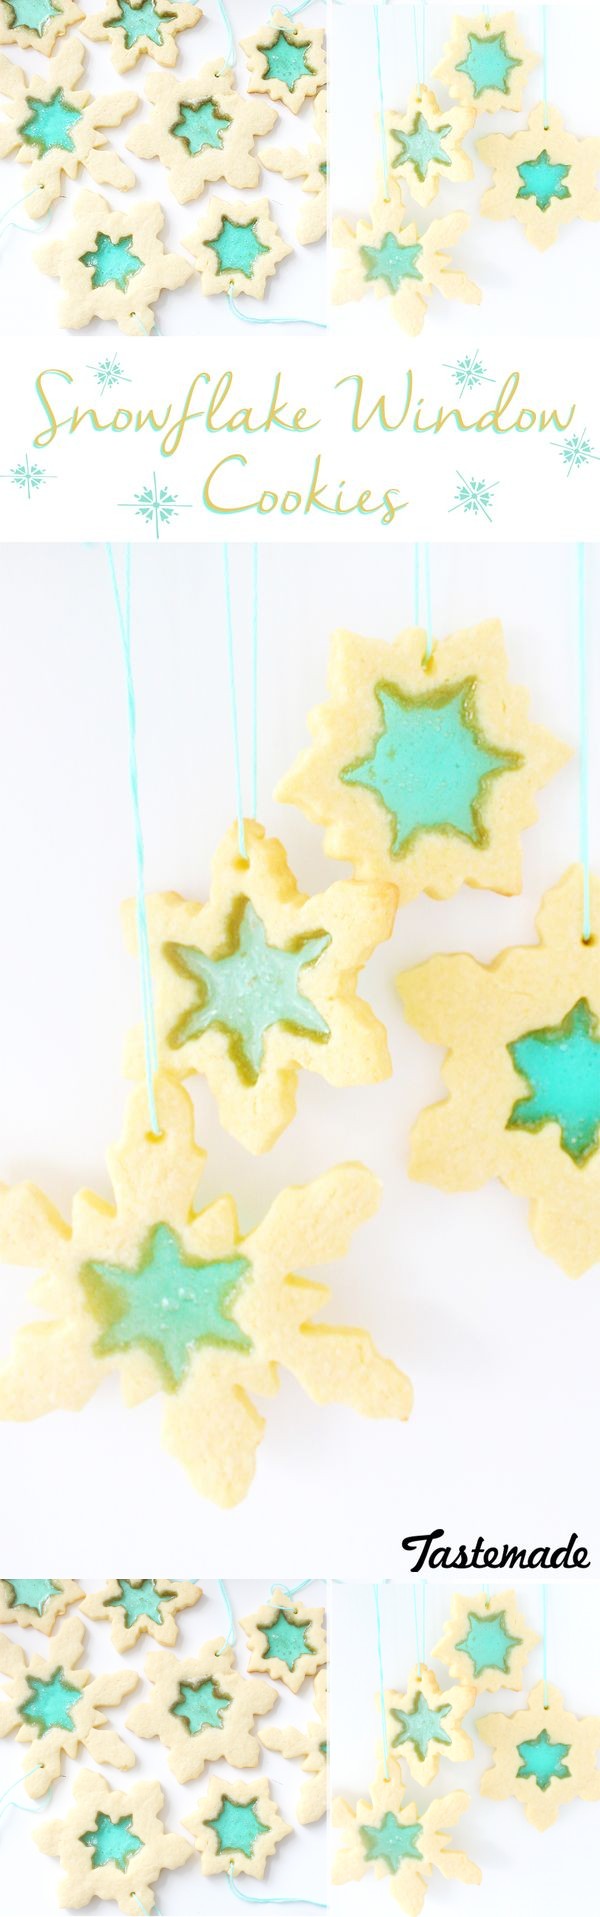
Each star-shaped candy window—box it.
[0,1617,138,1796]
[386,1666,475,1786]
[36,1772,193,1913]
[241,8,326,115]
[333,192,480,334]
[128,63,277,201]
[261,87,327,245]
[433,1590,538,1695]
[80,1577,202,1650]
[36,187,192,332]
[207,213,269,279]
[82,0,201,73]
[0,0,83,56]
[279,623,568,903]
[333,1757,482,1910]
[479,1682,600,1831]
[0,40,136,217]
[242,1588,327,1694]
[399,867,600,1274]
[386,87,475,207]
[0,1578,83,1635]
[128,1637,277,1782]
[184,1775,291,1879]
[479,104,600,251]
[123,820,395,1152]
[0,1076,411,1506]
[260,1667,328,1823]
[434,11,538,116]
[185,195,291,300]
[392,1697,451,1762]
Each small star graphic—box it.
[81,1221,252,1391]
[508,998,600,1165]
[360,232,423,294]
[119,472,192,538]
[517,150,571,212]
[166,897,330,1084]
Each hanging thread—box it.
[0,1767,46,1823]
[274,0,315,16]
[412,1581,426,1677]
[577,544,591,943]
[273,1579,312,1601]
[374,5,390,201]
[251,545,259,823]
[414,543,433,662]
[0,185,51,242]
[373,1583,390,1779]
[223,545,262,859]
[541,5,549,128]
[227,1866,327,1908]
[227,288,326,330]
[106,544,160,1136]
[223,544,248,861]
[412,0,426,94]
[542,1585,549,1709]
[216,1579,237,1654]
[216,0,237,68]
[134,1897,160,1917]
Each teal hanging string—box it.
[542,1585,549,1708]
[0,184,51,241]
[0,1767,47,1824]
[227,1865,327,1907]
[374,1582,390,1779]
[414,544,432,661]
[541,5,549,128]
[272,1579,312,1601]
[216,1578,237,1653]
[223,543,248,860]
[412,1580,426,1676]
[134,1897,161,1917]
[223,544,261,858]
[227,288,326,329]
[577,544,591,943]
[251,544,259,822]
[106,544,160,1137]
[216,0,237,67]
[374,5,390,201]
[412,0,426,92]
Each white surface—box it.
[0,1578,327,1915]
[0,0,326,335]
[331,2,600,339]
[330,1579,600,1917]
[0,541,598,1568]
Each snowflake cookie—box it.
[333,1759,481,1913]
[434,11,538,117]
[479,1682,600,1831]
[184,1773,291,1879]
[385,1665,475,1787]
[0,1579,83,1634]
[0,0,83,58]
[262,87,327,245]
[0,1617,138,1798]
[241,1588,327,1695]
[398,866,600,1275]
[127,1637,277,1781]
[478,103,600,252]
[386,86,475,209]
[35,187,192,333]
[184,194,291,300]
[0,1076,412,1507]
[80,1579,202,1651]
[433,1589,539,1695]
[332,190,480,335]
[278,621,568,902]
[36,1769,193,1914]
[127,61,277,202]
[82,0,202,74]
[260,1666,328,1822]
[122,820,395,1154]
[241,9,326,116]
[0,42,136,221]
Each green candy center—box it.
[172,1677,232,1734]
[456,30,521,98]
[262,1608,315,1671]
[107,0,163,47]
[392,112,452,183]
[206,216,269,280]
[508,998,600,1165]
[360,1812,423,1873]
[80,1221,252,1392]
[106,1579,176,1627]
[3,0,59,33]
[257,29,314,92]
[165,897,330,1084]
[4,1579,61,1616]
[206,1795,269,1858]
[360,233,423,294]
[516,1730,571,1791]
[340,676,521,858]
[516,150,571,212]
[456,1609,522,1678]
[19,87,81,154]
[82,1812,143,1872]
[391,1691,452,1762]
[172,99,231,156]
[80,232,143,291]
[20,1668,83,1736]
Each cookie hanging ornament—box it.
[333,188,481,335]
[184,1774,292,1880]
[434,11,539,117]
[82,0,202,73]
[80,1578,202,1650]
[0,1617,138,1797]
[0,1579,83,1634]
[127,1637,278,1780]
[333,1758,482,1912]
[241,8,326,115]
[479,1682,600,1830]
[36,1770,193,1915]
[0,0,83,58]
[184,194,291,301]
[385,1665,475,1786]
[479,103,600,251]
[386,85,475,208]
[242,1586,327,1694]
[433,1589,539,1694]
[35,187,192,333]
[0,42,137,219]
[127,61,279,201]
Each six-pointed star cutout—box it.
[479,1682,600,1830]
[385,1665,475,1785]
[433,1589,539,1694]
[82,0,201,74]
[242,1588,328,1694]
[434,11,539,116]
[479,104,600,250]
[241,8,326,114]
[184,1774,292,1879]
[185,195,291,300]
[386,85,475,207]
[81,1578,202,1650]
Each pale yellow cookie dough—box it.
[479,103,600,252]
[184,1772,292,1879]
[241,9,326,116]
[0,41,136,220]
[122,819,395,1154]
[35,187,192,333]
[278,621,568,901]
[127,61,277,202]
[262,87,327,245]
[260,1666,328,1822]
[333,1757,481,1913]
[0,1578,83,1635]
[184,193,292,300]
[0,1617,138,1798]
[386,86,475,209]
[80,1578,202,1651]
[36,1769,193,1914]
[241,1587,327,1695]
[434,11,539,117]
[0,0,83,58]
[385,1664,475,1787]
[333,188,480,334]
[433,1589,539,1695]
[127,1636,277,1780]
[82,0,202,74]
[479,1681,600,1830]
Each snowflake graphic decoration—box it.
[120,471,192,539]
[450,471,499,522]
[2,454,54,501]
[552,428,600,478]
[444,350,493,398]
[89,354,130,395]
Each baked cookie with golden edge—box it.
[184,1773,291,1879]
[433,1590,539,1696]
[434,11,538,118]
[332,189,480,335]
[0,0,82,58]
[479,1682,600,1831]
[184,193,291,301]
[262,88,327,245]
[278,622,568,903]
[399,867,600,1275]
[386,85,475,210]
[0,1579,83,1635]
[241,1588,327,1695]
[0,42,137,222]
[127,61,277,203]
[127,1637,277,1781]
[260,1666,328,1822]
[122,820,395,1154]
[385,1665,475,1787]
[333,1758,481,1913]
[82,0,202,74]
[35,1769,193,1914]
[0,1076,412,1508]
[478,103,600,252]
[80,1579,202,1652]
[241,8,326,116]
[35,187,192,334]
[0,1618,138,1798]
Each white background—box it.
[332,2,600,339]
[0,540,598,1570]
[331,1579,600,1917]
[0,1578,327,1914]
[0,0,326,335]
